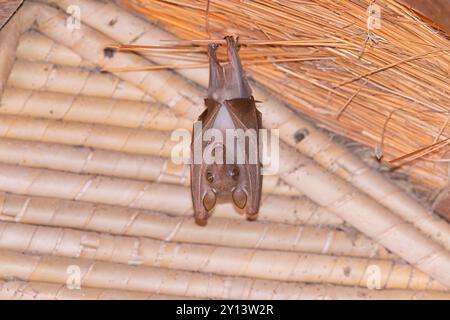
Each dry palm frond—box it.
[120,0,450,189]
[389,137,450,166]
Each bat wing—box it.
[226,97,263,218]
[190,101,220,224]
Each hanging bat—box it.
[433,187,450,223]
[190,36,262,225]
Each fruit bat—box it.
[190,36,262,225]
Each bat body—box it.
[433,188,450,223]
[190,36,262,225]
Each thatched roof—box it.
[120,0,450,192]
[0,0,448,300]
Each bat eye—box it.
[230,167,239,179]
[205,171,214,183]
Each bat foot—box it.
[224,35,238,50]
[224,35,241,50]
[245,213,258,221]
[207,43,220,59]
[245,206,259,221]
[195,217,209,226]
[194,210,211,226]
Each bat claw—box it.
[224,35,241,51]
[207,43,220,60]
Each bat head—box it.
[204,163,240,193]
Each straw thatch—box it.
[0,0,448,300]
[119,0,450,190]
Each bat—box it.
[433,187,450,223]
[190,36,263,225]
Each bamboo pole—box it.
[0,192,390,259]
[0,280,184,300]
[0,87,190,132]
[0,221,443,291]
[27,1,450,287]
[0,193,379,257]
[45,0,450,251]
[31,2,203,120]
[0,249,448,299]
[0,2,39,96]
[278,143,450,288]
[0,114,176,157]
[0,137,185,182]
[15,30,92,68]
[0,163,343,226]
[0,138,300,197]
[8,60,153,102]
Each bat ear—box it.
[232,187,247,209]
[202,190,217,211]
